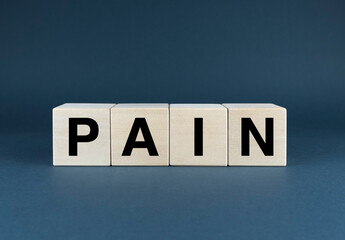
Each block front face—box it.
[53,103,114,166]
[223,104,287,166]
[170,104,227,166]
[111,104,169,166]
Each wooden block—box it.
[111,104,169,166]
[53,103,115,166]
[223,103,287,166]
[170,104,227,166]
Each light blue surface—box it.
[0,127,344,239]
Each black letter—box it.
[241,118,273,156]
[122,118,158,156]
[194,118,203,156]
[69,118,99,156]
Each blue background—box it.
[1,0,345,239]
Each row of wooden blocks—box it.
[53,103,287,166]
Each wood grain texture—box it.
[111,104,169,166]
[223,103,287,166]
[170,104,227,166]
[53,103,115,166]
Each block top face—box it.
[170,104,225,109]
[54,103,115,110]
[222,103,285,110]
[113,103,168,109]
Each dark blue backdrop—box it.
[1,0,345,239]
[1,0,345,131]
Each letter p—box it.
[69,118,99,156]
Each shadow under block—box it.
[111,104,169,166]
[223,104,287,166]
[170,104,227,166]
[53,103,115,166]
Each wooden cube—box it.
[223,104,287,166]
[170,104,227,166]
[111,104,169,166]
[53,103,115,166]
